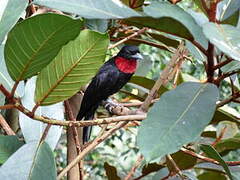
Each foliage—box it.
[0,0,240,179]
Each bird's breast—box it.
[115,57,137,74]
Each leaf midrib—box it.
[37,35,103,105]
[15,18,75,82]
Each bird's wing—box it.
[78,61,120,119]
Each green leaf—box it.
[0,141,56,180]
[221,60,240,73]
[193,0,208,15]
[130,76,168,96]
[104,162,121,180]
[217,0,240,21]
[0,0,28,44]
[19,77,64,150]
[125,2,207,48]
[35,29,109,105]
[215,133,240,154]
[4,13,83,81]
[170,151,197,170]
[137,82,219,161]
[34,0,140,19]
[198,171,227,180]
[141,163,164,175]
[200,144,233,180]
[85,19,108,33]
[0,135,24,164]
[0,44,24,98]
[148,33,179,48]
[203,23,240,61]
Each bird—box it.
[77,45,143,143]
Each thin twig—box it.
[0,104,15,110]
[140,42,188,112]
[108,28,147,49]
[0,114,15,135]
[217,92,240,108]
[211,126,227,147]
[124,155,144,180]
[181,148,240,166]
[57,122,128,180]
[39,124,51,142]
[166,154,184,179]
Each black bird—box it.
[77,45,143,143]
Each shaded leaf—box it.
[0,135,24,164]
[148,33,179,48]
[104,162,121,180]
[200,144,233,180]
[217,0,240,21]
[0,0,28,44]
[221,60,240,73]
[4,13,82,81]
[0,141,56,180]
[0,44,24,97]
[35,29,109,105]
[129,76,168,96]
[137,82,218,161]
[170,151,197,170]
[203,23,240,61]
[19,77,64,150]
[85,19,109,33]
[142,163,164,175]
[34,0,140,19]
[215,133,240,154]
[198,171,227,180]
[125,2,207,48]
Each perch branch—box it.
[0,114,15,135]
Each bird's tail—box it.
[77,105,98,144]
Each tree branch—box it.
[140,42,188,112]
[0,114,16,135]
[57,121,128,179]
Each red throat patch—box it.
[115,57,137,73]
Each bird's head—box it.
[117,45,143,60]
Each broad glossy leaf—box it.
[34,0,140,19]
[125,2,208,48]
[0,44,24,98]
[200,144,233,180]
[0,0,28,44]
[170,151,197,170]
[203,23,240,61]
[148,33,179,48]
[198,171,227,180]
[35,30,109,105]
[19,77,64,150]
[5,13,83,81]
[0,135,24,164]
[0,141,56,180]
[137,82,218,161]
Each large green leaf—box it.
[203,23,240,61]
[200,144,233,180]
[215,133,240,154]
[35,29,109,105]
[4,13,83,81]
[0,141,56,180]
[0,135,24,164]
[34,0,140,19]
[137,82,218,161]
[125,2,208,48]
[0,0,28,44]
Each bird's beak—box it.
[131,53,143,60]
